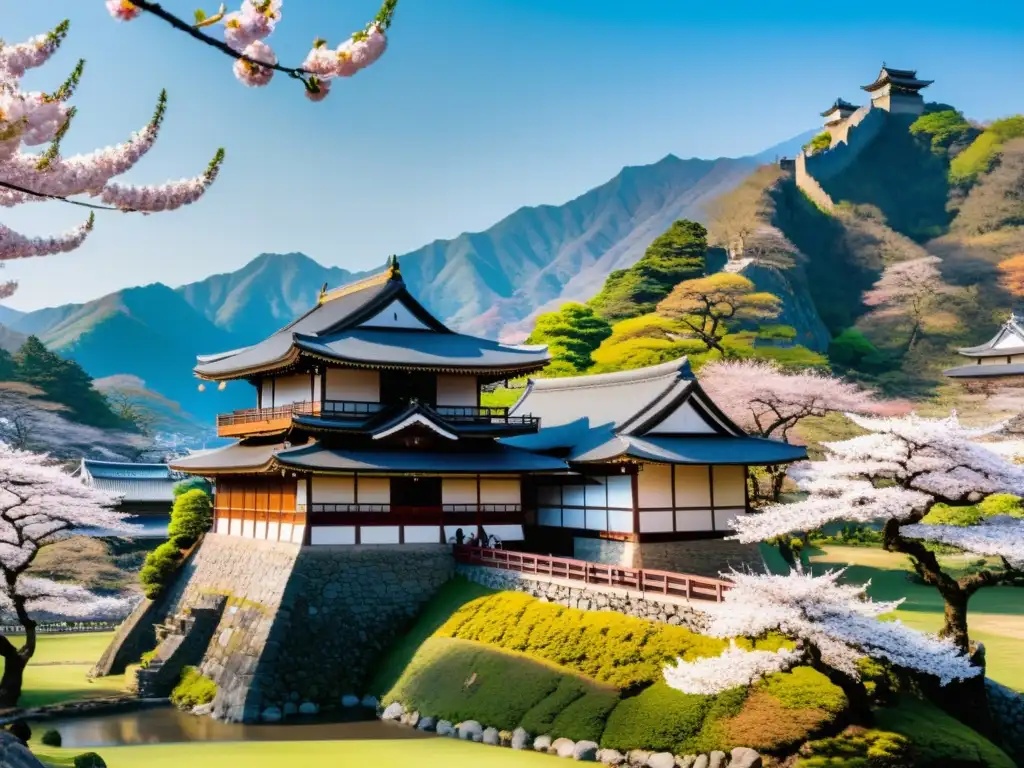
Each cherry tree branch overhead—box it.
[107,0,397,99]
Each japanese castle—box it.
[74,459,181,516]
[171,258,805,566]
[944,313,1024,380]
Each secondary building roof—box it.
[821,98,858,117]
[194,257,549,381]
[944,314,1024,380]
[76,459,180,503]
[505,357,807,466]
[861,65,933,93]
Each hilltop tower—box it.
[821,98,858,129]
[861,65,933,116]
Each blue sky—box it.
[4,0,1023,311]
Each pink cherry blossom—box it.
[233,40,277,87]
[304,78,331,103]
[301,44,337,77]
[350,24,388,70]
[105,0,142,22]
[0,217,94,262]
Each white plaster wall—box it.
[585,478,606,508]
[358,477,390,504]
[361,526,400,545]
[537,508,561,527]
[405,526,442,544]
[608,510,633,533]
[712,466,747,507]
[436,375,478,407]
[481,479,520,505]
[563,508,585,529]
[325,369,380,402]
[481,524,524,542]
[296,480,307,508]
[637,463,673,507]
[358,299,432,330]
[312,476,355,504]
[639,510,673,533]
[981,356,1007,366]
[676,509,714,532]
[266,521,280,541]
[714,508,745,531]
[272,374,312,406]
[675,465,711,506]
[311,527,356,545]
[646,402,717,435]
[606,475,632,508]
[442,478,477,505]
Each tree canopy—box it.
[656,273,782,356]
[910,109,978,156]
[588,220,708,321]
[998,253,1024,299]
[949,115,1024,186]
[526,303,612,373]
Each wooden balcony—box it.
[215,400,535,437]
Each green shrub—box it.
[139,541,183,599]
[40,728,61,747]
[910,109,976,155]
[73,754,107,768]
[797,726,911,767]
[384,636,586,731]
[602,681,711,755]
[550,688,620,743]
[874,696,1016,768]
[520,677,589,736]
[436,591,764,689]
[828,329,880,369]
[925,495,1024,527]
[173,477,212,498]
[759,666,848,714]
[949,115,1024,185]
[167,489,213,547]
[170,666,217,710]
[804,132,832,155]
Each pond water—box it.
[30,707,432,748]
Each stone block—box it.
[381,701,405,721]
[573,741,599,761]
[728,748,762,768]
[597,749,625,766]
[418,716,437,732]
[483,727,500,746]
[511,727,532,750]
[646,753,675,768]
[458,720,483,742]
[708,751,726,768]
[553,738,577,758]
[436,720,455,737]
[534,735,553,753]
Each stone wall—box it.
[637,539,762,579]
[456,564,710,633]
[130,535,456,722]
[987,679,1024,763]
[573,538,641,567]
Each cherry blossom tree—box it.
[862,256,946,350]
[0,21,224,297]
[699,360,891,500]
[0,446,135,707]
[730,412,1024,655]
[106,0,396,100]
[662,568,979,717]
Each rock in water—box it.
[574,741,599,761]
[553,738,577,758]
[511,727,532,750]
[729,748,762,768]
[381,702,404,721]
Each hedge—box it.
[170,666,217,710]
[796,726,910,767]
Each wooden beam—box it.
[671,464,677,533]
[631,466,640,535]
[302,475,312,546]
[476,474,482,537]
[708,465,716,532]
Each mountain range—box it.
[0,131,814,429]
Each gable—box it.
[644,400,719,436]
[993,328,1024,350]
[372,413,458,441]
[357,298,433,331]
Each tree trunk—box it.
[939,586,970,651]
[808,644,872,724]
[768,465,786,502]
[0,639,28,708]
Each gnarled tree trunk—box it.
[0,586,37,708]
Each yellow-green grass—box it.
[808,546,1024,691]
[0,632,129,708]
[31,739,556,768]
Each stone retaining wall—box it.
[456,564,710,632]
[986,679,1024,762]
[109,535,456,722]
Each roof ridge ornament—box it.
[386,254,402,281]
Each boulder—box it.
[282,702,298,717]
[458,720,484,742]
[597,749,625,766]
[0,732,45,768]
[553,738,577,758]
[191,703,214,717]
[729,748,762,768]
[628,751,652,767]
[418,716,437,732]
[260,706,282,723]
[361,695,379,709]
[574,740,599,761]
[381,702,405,721]
[511,727,532,750]
[341,694,361,708]
[676,757,696,768]
[483,727,501,746]
[436,720,455,737]
[708,752,727,768]
[693,756,709,768]
[400,711,420,728]
[298,702,318,716]
[647,753,676,768]
[534,735,553,753]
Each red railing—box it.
[216,401,319,428]
[454,546,732,603]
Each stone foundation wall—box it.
[456,564,710,632]
[987,679,1024,762]
[572,538,640,567]
[636,540,762,579]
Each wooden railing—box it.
[216,401,318,428]
[453,546,732,603]
[309,503,522,514]
[434,405,538,426]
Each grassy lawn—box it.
[32,739,557,768]
[0,632,129,709]
[808,545,1024,691]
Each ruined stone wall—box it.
[456,564,710,632]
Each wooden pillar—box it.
[671,464,677,533]
[302,475,313,546]
[708,465,716,532]
[630,465,640,535]
[309,369,315,403]
[475,474,482,537]
[320,368,327,411]
[354,471,361,545]
[270,378,276,408]
[743,464,751,513]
